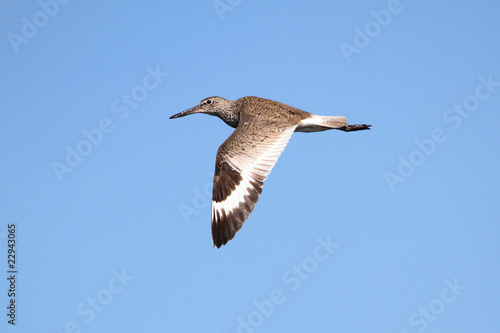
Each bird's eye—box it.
[205,99,212,105]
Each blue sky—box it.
[1,1,499,332]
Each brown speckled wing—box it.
[211,113,296,248]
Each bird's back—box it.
[235,96,313,126]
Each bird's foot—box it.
[339,124,371,132]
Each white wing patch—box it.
[211,126,296,247]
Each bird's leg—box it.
[338,124,371,132]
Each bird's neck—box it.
[215,109,240,128]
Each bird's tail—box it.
[295,115,348,132]
[296,115,371,133]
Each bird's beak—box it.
[169,106,201,119]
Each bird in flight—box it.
[170,96,370,248]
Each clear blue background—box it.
[1,1,499,332]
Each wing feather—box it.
[211,114,296,247]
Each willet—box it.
[170,96,370,248]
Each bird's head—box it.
[170,96,233,118]
[170,96,239,127]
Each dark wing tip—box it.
[211,183,263,249]
[212,209,239,248]
[211,206,247,249]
